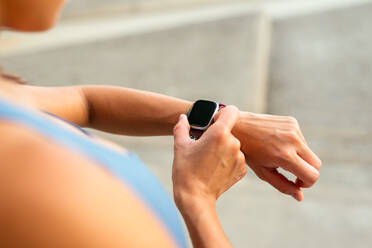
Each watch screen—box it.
[188,100,218,128]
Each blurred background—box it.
[1,0,371,247]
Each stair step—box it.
[2,7,271,113]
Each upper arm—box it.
[21,85,89,126]
[0,122,176,248]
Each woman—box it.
[0,0,322,247]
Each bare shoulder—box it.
[0,120,88,181]
[0,120,62,164]
[0,121,175,248]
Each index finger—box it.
[211,105,240,132]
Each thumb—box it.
[173,114,191,146]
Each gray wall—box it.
[3,11,270,112]
[269,2,372,165]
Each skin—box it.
[173,109,246,248]
[30,85,321,199]
[0,1,322,247]
[0,122,176,248]
[0,0,65,31]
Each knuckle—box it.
[220,126,230,136]
[172,124,180,135]
[240,166,248,177]
[286,131,300,143]
[235,167,247,181]
[279,150,293,162]
[226,105,239,114]
[286,116,298,125]
[231,138,241,152]
[238,152,245,163]
[309,171,320,185]
[211,128,223,140]
[303,172,320,188]
[215,127,229,140]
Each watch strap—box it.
[189,129,204,140]
[218,103,226,110]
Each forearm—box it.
[175,193,232,248]
[22,84,191,136]
[81,85,191,136]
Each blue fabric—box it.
[42,110,91,136]
[0,98,186,248]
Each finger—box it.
[295,178,305,187]
[281,153,320,188]
[173,114,191,146]
[249,165,303,201]
[211,105,240,132]
[261,168,304,201]
[297,143,322,170]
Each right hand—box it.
[232,112,322,201]
[172,106,247,208]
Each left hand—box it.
[232,111,322,201]
[172,106,247,205]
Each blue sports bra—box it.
[0,97,186,248]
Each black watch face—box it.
[188,100,218,128]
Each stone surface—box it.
[268,2,372,165]
[3,11,270,112]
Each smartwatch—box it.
[186,100,226,140]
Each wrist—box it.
[232,111,251,137]
[174,188,215,217]
[174,189,231,248]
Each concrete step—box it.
[268,1,372,165]
[60,0,261,19]
[62,0,132,18]
[2,6,271,113]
